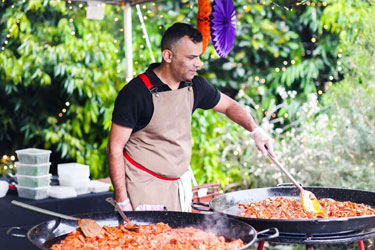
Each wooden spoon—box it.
[105,197,140,232]
[266,154,325,216]
[11,200,101,237]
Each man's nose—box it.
[194,59,203,69]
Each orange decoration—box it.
[197,0,211,54]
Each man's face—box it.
[169,36,203,81]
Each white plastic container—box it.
[16,148,51,164]
[89,180,111,193]
[48,186,77,199]
[0,181,9,198]
[57,163,90,179]
[16,174,51,188]
[16,185,50,200]
[58,177,90,195]
[15,162,51,176]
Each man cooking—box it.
[107,23,274,212]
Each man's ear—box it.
[162,49,173,63]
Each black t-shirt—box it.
[112,63,221,133]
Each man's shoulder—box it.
[191,75,210,85]
[120,76,148,94]
[116,76,151,103]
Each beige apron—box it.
[124,73,194,211]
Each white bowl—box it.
[0,181,9,198]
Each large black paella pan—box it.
[192,186,375,235]
[17,211,278,250]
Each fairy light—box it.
[282,67,286,72]
[62,108,67,113]
[65,101,70,106]
[10,155,15,161]
[275,67,280,72]
[283,61,288,65]
[311,37,316,43]
[291,60,295,65]
[58,113,63,117]
[323,2,327,6]
[318,90,323,95]
[254,76,260,81]
[261,78,266,84]
[114,17,119,22]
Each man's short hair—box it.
[161,23,202,51]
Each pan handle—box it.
[191,202,213,212]
[7,226,28,238]
[256,227,279,241]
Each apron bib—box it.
[124,73,194,211]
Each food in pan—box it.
[239,197,375,219]
[51,222,245,250]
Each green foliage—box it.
[0,0,120,178]
[254,0,375,191]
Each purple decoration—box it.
[211,0,236,57]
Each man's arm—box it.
[107,123,133,209]
[213,93,275,156]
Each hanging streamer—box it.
[211,0,236,57]
[197,0,211,54]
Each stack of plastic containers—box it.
[57,163,90,195]
[15,148,52,200]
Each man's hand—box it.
[250,127,275,157]
[117,198,133,211]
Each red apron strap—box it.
[138,73,155,90]
[123,150,180,181]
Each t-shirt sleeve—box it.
[112,80,144,129]
[193,76,221,111]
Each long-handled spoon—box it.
[105,197,140,232]
[11,200,101,237]
[267,153,325,216]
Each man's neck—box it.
[153,63,180,90]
